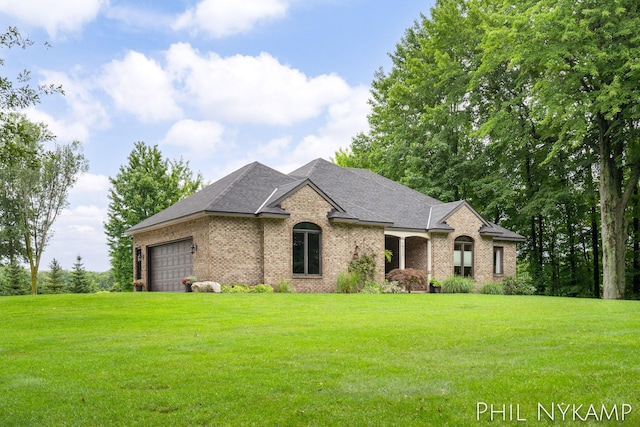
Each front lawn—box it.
[0,293,638,426]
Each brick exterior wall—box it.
[276,185,385,292]
[132,191,518,292]
[132,184,385,292]
[405,237,428,271]
[429,205,518,288]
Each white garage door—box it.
[149,239,193,292]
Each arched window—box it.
[454,236,474,278]
[293,222,322,275]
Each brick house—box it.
[126,158,524,292]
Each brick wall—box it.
[405,237,428,271]
[430,205,517,288]
[276,184,385,292]
[209,216,263,285]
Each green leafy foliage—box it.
[273,279,295,293]
[0,259,29,295]
[0,114,88,294]
[335,0,640,299]
[503,274,536,296]
[360,280,403,294]
[335,271,361,293]
[481,282,505,295]
[221,284,274,293]
[105,142,203,290]
[441,277,475,294]
[348,244,377,283]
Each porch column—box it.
[399,237,406,270]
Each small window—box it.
[494,247,504,275]
[454,236,474,278]
[293,222,321,275]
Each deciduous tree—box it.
[105,142,203,290]
[0,114,88,294]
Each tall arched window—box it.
[454,236,474,277]
[293,222,322,275]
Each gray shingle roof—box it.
[126,158,525,241]
[126,162,295,233]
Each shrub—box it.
[503,273,536,295]
[481,282,505,295]
[385,268,428,292]
[348,244,378,283]
[381,280,403,294]
[221,284,274,293]
[441,276,475,293]
[361,281,382,294]
[273,279,295,293]
[221,284,251,293]
[252,284,274,293]
[336,271,361,293]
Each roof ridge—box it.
[205,162,261,211]
[347,167,442,205]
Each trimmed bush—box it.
[385,268,428,292]
[222,284,274,293]
[221,284,251,293]
[336,271,361,293]
[481,282,505,295]
[441,276,475,293]
[503,273,536,295]
[252,284,274,293]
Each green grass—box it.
[1,293,639,426]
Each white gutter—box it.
[426,206,433,229]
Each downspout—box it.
[427,206,433,282]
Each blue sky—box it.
[0,0,434,272]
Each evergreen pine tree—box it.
[3,258,28,295]
[46,258,66,294]
[69,255,91,293]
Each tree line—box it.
[336,0,640,299]
[0,256,114,295]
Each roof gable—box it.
[126,162,294,233]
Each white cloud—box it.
[40,173,111,272]
[289,84,370,167]
[41,204,109,272]
[26,69,110,142]
[212,85,371,176]
[23,108,90,143]
[0,0,106,38]
[173,0,288,38]
[160,119,225,159]
[100,51,183,123]
[69,172,110,205]
[166,43,352,125]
